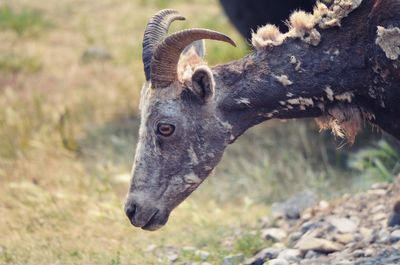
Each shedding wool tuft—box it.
[252,24,285,49]
[177,47,207,84]
[315,105,362,144]
[252,0,363,50]
[289,10,316,34]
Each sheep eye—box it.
[157,123,175,137]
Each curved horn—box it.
[142,9,185,81]
[151,29,236,88]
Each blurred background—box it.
[0,0,399,264]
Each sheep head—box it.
[124,9,236,230]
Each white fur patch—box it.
[335,92,353,102]
[324,86,334,101]
[376,26,400,60]
[188,146,199,165]
[287,97,314,107]
[183,172,202,185]
[273,74,293,86]
[236,98,251,106]
[318,0,363,29]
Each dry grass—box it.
[0,0,380,264]
[0,1,264,264]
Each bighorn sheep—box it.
[125,0,400,230]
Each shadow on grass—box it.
[77,113,139,183]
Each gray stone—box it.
[277,249,302,262]
[373,212,387,221]
[371,182,389,189]
[333,233,355,244]
[259,216,271,228]
[390,230,400,243]
[378,229,391,243]
[262,228,287,242]
[244,248,282,265]
[265,258,289,265]
[271,191,317,219]
[223,254,244,265]
[145,244,157,252]
[304,250,319,259]
[352,249,366,258]
[289,231,303,242]
[167,253,179,263]
[327,217,358,233]
[360,227,374,242]
[364,248,375,257]
[195,250,210,261]
[301,221,322,233]
[81,46,112,63]
[295,237,342,253]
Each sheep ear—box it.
[182,40,206,58]
[191,66,215,102]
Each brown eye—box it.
[157,123,175,137]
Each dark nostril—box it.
[125,204,136,221]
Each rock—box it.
[304,250,319,259]
[301,210,313,221]
[373,212,387,221]
[265,258,289,265]
[390,230,400,243]
[333,233,355,244]
[318,200,330,211]
[352,249,366,258]
[244,248,282,265]
[258,216,271,228]
[167,253,179,263]
[327,217,358,233]
[81,46,112,63]
[295,238,342,253]
[262,228,287,242]
[371,204,386,214]
[277,249,302,262]
[301,221,322,233]
[271,191,317,219]
[195,250,210,261]
[367,189,387,196]
[145,244,157,252]
[371,182,389,189]
[378,229,391,243]
[288,231,303,242]
[364,248,375,257]
[360,227,373,241]
[223,254,244,265]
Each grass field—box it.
[0,0,393,264]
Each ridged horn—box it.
[151,29,236,88]
[142,9,185,81]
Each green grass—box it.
[0,6,51,36]
[349,139,400,182]
[0,53,42,74]
[234,232,268,256]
